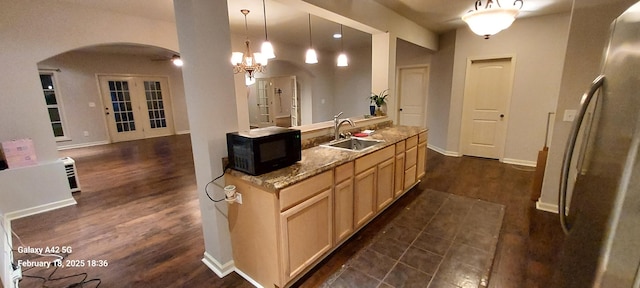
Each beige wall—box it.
[447,13,571,165]
[0,2,179,286]
[538,0,639,211]
[38,51,189,149]
[427,31,456,153]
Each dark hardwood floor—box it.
[9,135,564,287]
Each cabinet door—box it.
[404,146,418,189]
[376,158,395,211]
[334,178,354,244]
[280,189,333,282]
[417,142,427,180]
[354,167,376,228]
[395,153,405,197]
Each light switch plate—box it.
[563,109,577,122]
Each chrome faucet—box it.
[334,112,355,141]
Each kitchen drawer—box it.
[405,146,417,168]
[335,161,354,183]
[419,131,427,144]
[280,170,333,212]
[355,146,394,174]
[404,165,417,189]
[406,135,418,149]
[395,140,405,155]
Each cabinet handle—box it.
[559,75,604,235]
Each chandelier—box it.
[462,0,523,39]
[231,9,267,83]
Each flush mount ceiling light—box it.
[305,14,318,64]
[462,0,523,39]
[260,0,275,59]
[231,9,267,83]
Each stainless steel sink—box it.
[321,138,384,151]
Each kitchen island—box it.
[225,125,427,288]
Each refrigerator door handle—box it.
[559,75,605,235]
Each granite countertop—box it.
[226,125,427,192]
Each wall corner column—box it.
[173,0,237,277]
[372,33,397,123]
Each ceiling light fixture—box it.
[462,0,523,39]
[333,33,342,39]
[231,9,267,84]
[261,0,275,59]
[171,55,183,67]
[305,14,318,64]
[336,25,348,67]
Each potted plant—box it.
[369,89,388,116]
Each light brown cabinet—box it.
[354,146,394,228]
[334,162,354,244]
[376,157,395,211]
[394,141,406,197]
[417,132,427,180]
[404,135,418,190]
[280,189,332,282]
[225,130,427,288]
[354,166,376,228]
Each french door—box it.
[99,75,174,142]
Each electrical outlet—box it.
[83,131,89,137]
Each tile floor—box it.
[321,189,505,288]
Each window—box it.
[40,72,68,140]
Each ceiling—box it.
[64,0,573,59]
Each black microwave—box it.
[226,127,301,176]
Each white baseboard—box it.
[427,144,461,157]
[502,158,537,167]
[536,200,559,213]
[234,268,264,288]
[176,130,190,135]
[4,198,77,221]
[202,252,235,278]
[57,140,109,151]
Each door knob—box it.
[399,108,403,111]
[500,114,505,118]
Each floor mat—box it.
[322,189,505,288]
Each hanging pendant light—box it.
[261,0,275,59]
[231,9,267,84]
[305,14,318,64]
[462,0,523,39]
[336,25,348,67]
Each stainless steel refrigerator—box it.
[553,2,640,287]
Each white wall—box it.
[447,13,571,164]
[38,51,189,149]
[538,0,639,210]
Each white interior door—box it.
[99,75,174,142]
[256,79,274,127]
[398,66,429,127]
[290,77,299,126]
[460,58,514,159]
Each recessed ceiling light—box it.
[333,33,342,39]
